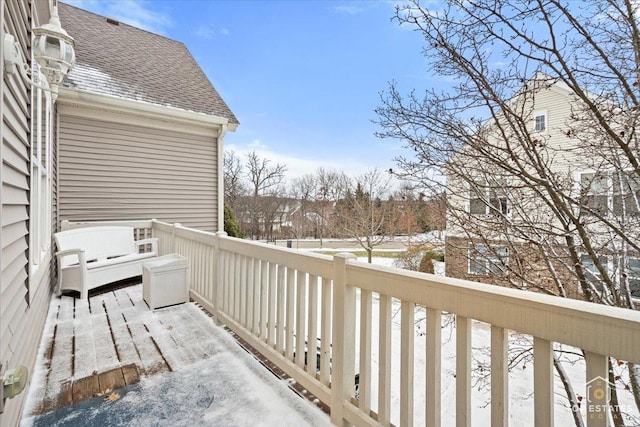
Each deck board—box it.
[122,363,140,386]
[27,283,214,416]
[72,375,99,402]
[97,368,126,394]
[24,282,329,422]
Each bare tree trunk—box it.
[554,356,585,427]
[608,358,626,427]
[630,363,640,419]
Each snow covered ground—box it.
[350,256,639,426]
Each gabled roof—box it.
[58,3,238,125]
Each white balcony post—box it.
[172,222,182,253]
[456,315,472,427]
[214,231,227,325]
[331,253,356,426]
[585,352,610,427]
[534,337,554,427]
[491,325,508,427]
[426,308,442,427]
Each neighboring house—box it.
[0,1,236,425]
[444,74,640,301]
[57,3,238,232]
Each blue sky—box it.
[65,0,433,181]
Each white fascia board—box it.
[58,87,238,132]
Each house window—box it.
[580,171,639,217]
[612,171,640,216]
[580,172,609,215]
[469,244,508,275]
[580,254,608,293]
[30,69,53,272]
[534,111,546,132]
[469,178,508,215]
[627,258,640,298]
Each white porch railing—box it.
[64,219,640,427]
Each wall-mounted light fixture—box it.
[3,5,74,102]
[0,364,29,414]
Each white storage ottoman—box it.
[143,254,189,309]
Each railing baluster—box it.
[214,234,224,322]
[491,325,508,427]
[320,277,332,386]
[253,259,261,335]
[221,250,227,315]
[225,251,232,316]
[307,275,319,376]
[378,294,392,426]
[268,262,277,348]
[240,256,248,326]
[260,260,269,341]
[585,351,609,427]
[246,257,254,330]
[534,337,554,427]
[426,308,441,427]
[234,254,241,322]
[276,265,286,354]
[359,289,372,414]
[401,300,415,427]
[295,272,307,368]
[286,268,296,360]
[457,315,471,427]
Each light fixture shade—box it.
[32,6,75,87]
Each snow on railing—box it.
[70,219,639,427]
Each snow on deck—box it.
[21,283,330,426]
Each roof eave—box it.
[58,86,238,132]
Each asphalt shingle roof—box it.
[58,3,238,124]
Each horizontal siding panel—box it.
[1,205,29,227]
[2,125,29,168]
[1,238,28,275]
[60,170,215,186]
[60,188,215,197]
[3,80,30,132]
[60,139,215,161]
[1,247,28,290]
[59,156,216,173]
[5,282,28,337]
[2,183,29,205]
[61,116,216,144]
[58,207,216,216]
[61,126,215,155]
[59,115,218,232]
[60,144,215,165]
[1,146,29,177]
[5,0,30,51]
[3,162,30,190]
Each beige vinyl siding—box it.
[1,1,54,425]
[58,115,219,232]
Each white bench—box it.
[54,226,159,299]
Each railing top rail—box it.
[152,220,217,245]
[219,235,334,278]
[346,261,640,363]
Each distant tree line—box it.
[223,150,445,246]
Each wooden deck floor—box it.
[26,282,224,416]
